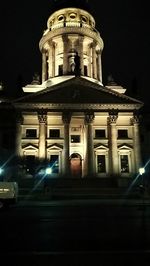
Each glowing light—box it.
[45,167,52,175]
[0,168,3,175]
[139,167,145,175]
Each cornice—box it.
[13,102,143,111]
[39,26,103,51]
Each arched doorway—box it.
[70,153,82,178]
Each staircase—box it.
[17,177,142,201]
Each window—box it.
[81,16,87,23]
[69,13,76,19]
[97,155,106,173]
[58,65,63,76]
[118,129,128,138]
[95,129,105,138]
[120,155,129,173]
[26,129,37,138]
[49,129,60,138]
[71,135,80,143]
[58,15,64,21]
[84,65,88,76]
[49,155,59,173]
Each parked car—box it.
[0,181,18,209]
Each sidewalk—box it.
[17,197,150,207]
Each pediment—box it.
[14,77,143,106]
[47,143,63,151]
[94,143,108,150]
[118,144,132,150]
[22,144,38,151]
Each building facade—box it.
[11,1,143,184]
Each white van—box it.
[0,181,18,208]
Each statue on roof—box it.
[107,74,117,86]
[31,72,40,85]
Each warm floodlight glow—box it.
[139,167,145,175]
[45,167,52,175]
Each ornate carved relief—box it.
[84,111,95,124]
[38,109,47,123]
[108,109,118,124]
[62,111,72,124]
[131,110,140,125]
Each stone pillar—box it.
[97,50,102,83]
[108,110,118,175]
[88,44,92,77]
[85,112,95,176]
[38,109,47,160]
[92,42,97,79]
[78,36,84,76]
[62,112,71,176]
[42,50,47,83]
[62,36,69,75]
[15,112,23,157]
[131,113,142,172]
[48,41,55,78]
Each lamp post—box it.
[139,167,145,197]
[0,167,4,181]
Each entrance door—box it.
[70,153,82,177]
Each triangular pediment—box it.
[22,144,38,151]
[118,144,132,150]
[14,77,143,107]
[94,143,108,150]
[47,143,63,151]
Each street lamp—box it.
[139,167,147,246]
[45,167,52,175]
[0,168,3,175]
[0,167,4,181]
[139,167,145,195]
[139,167,145,176]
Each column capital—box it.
[108,109,118,124]
[38,109,47,123]
[131,116,140,125]
[62,111,71,124]
[85,111,95,124]
[131,110,141,125]
[62,35,68,42]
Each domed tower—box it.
[39,0,104,84]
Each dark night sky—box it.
[0,0,149,108]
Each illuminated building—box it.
[10,0,144,185]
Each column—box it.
[85,112,95,176]
[42,50,47,83]
[48,41,55,78]
[62,36,68,75]
[108,110,119,175]
[15,112,23,157]
[38,109,47,160]
[62,112,71,176]
[97,50,102,83]
[131,113,142,172]
[92,42,97,79]
[88,44,92,77]
[78,36,84,76]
